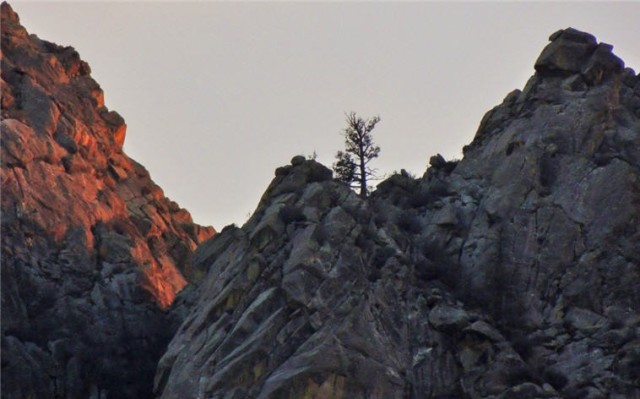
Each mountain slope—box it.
[1,3,214,398]
[155,28,640,398]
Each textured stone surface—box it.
[156,28,639,398]
[3,7,639,398]
[1,3,214,398]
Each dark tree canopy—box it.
[333,112,381,198]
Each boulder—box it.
[535,28,598,74]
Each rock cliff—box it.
[2,3,639,397]
[1,3,214,398]
[155,29,640,398]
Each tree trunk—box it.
[359,139,367,198]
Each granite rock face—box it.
[156,28,639,398]
[2,8,639,398]
[1,3,214,398]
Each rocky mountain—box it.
[1,3,214,398]
[2,2,639,398]
[155,28,640,398]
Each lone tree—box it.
[333,112,381,198]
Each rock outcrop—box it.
[2,5,639,398]
[156,28,639,398]
[1,3,214,398]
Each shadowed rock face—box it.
[156,29,639,398]
[1,3,214,398]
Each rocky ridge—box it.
[1,3,639,398]
[1,3,214,398]
[155,28,640,398]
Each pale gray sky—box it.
[10,1,639,229]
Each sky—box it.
[9,1,640,230]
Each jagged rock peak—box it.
[535,27,625,84]
[156,28,639,399]
[1,3,214,399]
[468,27,638,151]
[1,1,18,22]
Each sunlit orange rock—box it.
[1,2,214,398]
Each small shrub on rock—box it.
[543,368,568,390]
[409,187,432,208]
[396,210,422,234]
[373,245,396,269]
[505,364,537,386]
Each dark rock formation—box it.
[2,6,639,398]
[1,3,214,398]
[156,28,639,398]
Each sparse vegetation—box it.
[396,210,422,234]
[373,245,396,269]
[543,368,569,390]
